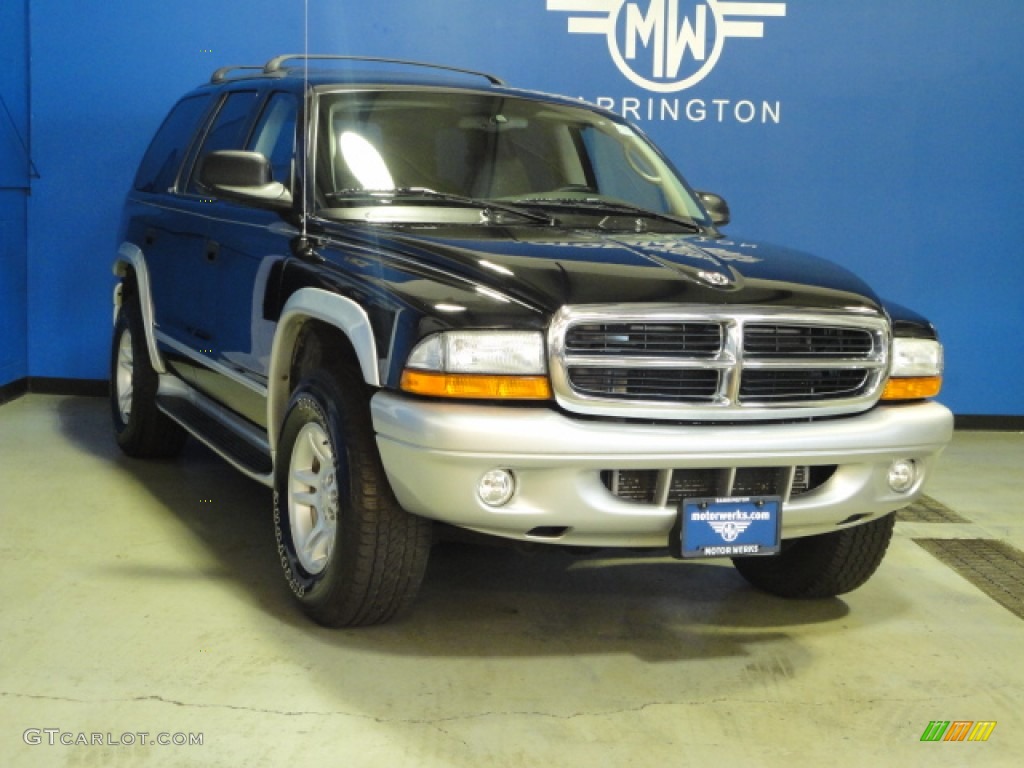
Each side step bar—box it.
[157,391,274,486]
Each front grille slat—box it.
[553,308,889,418]
[744,324,875,358]
[740,369,869,402]
[566,322,721,358]
[569,368,719,402]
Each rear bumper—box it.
[371,394,954,548]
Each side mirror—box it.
[696,190,730,228]
[198,150,293,209]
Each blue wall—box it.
[0,0,29,387]
[0,0,30,388]
[22,0,1024,415]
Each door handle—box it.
[205,241,220,262]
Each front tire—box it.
[273,367,432,627]
[110,293,187,458]
[732,513,895,598]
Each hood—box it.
[312,221,884,318]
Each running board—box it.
[157,393,274,485]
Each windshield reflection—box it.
[315,91,706,226]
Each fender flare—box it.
[267,287,381,452]
[112,242,166,374]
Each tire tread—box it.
[732,513,895,598]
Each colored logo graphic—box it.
[547,0,786,92]
[920,721,997,742]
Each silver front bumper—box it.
[371,394,953,548]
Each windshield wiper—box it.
[328,187,556,226]
[514,198,702,232]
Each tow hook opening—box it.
[526,526,571,539]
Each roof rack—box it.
[262,54,506,86]
[210,65,265,84]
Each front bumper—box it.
[371,394,953,548]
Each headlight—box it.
[881,338,943,401]
[890,338,943,377]
[401,331,552,400]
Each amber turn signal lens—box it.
[881,376,942,401]
[400,370,552,400]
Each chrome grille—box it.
[550,306,889,420]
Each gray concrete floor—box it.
[1,394,1022,767]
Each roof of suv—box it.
[212,54,503,87]
[201,54,590,110]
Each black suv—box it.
[112,55,952,626]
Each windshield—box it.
[313,90,707,227]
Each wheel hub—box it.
[288,421,339,575]
[115,327,134,423]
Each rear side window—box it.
[186,90,260,194]
[133,94,213,193]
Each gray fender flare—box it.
[267,288,381,453]
[112,242,166,374]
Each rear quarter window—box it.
[133,94,214,193]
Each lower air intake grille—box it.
[602,466,837,506]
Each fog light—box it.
[888,460,918,493]
[479,469,516,507]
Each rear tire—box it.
[732,513,895,598]
[273,366,432,627]
[110,293,187,458]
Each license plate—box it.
[678,496,781,559]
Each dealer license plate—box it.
[679,496,782,559]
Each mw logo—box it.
[547,0,786,92]
[920,720,997,743]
